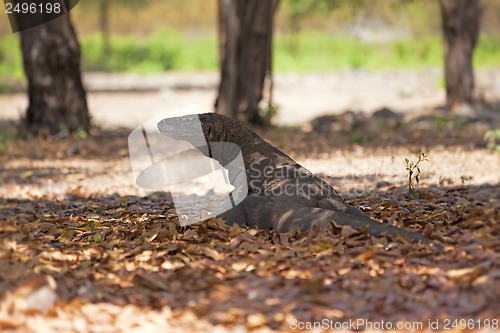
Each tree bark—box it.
[16,10,90,136]
[216,0,237,119]
[215,0,279,124]
[440,0,481,111]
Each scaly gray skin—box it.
[158,113,428,243]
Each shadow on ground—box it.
[1,106,499,330]
[262,102,500,158]
[2,101,500,163]
[0,181,498,329]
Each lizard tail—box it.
[273,199,429,243]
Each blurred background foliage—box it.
[1,0,500,78]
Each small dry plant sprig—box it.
[405,150,428,199]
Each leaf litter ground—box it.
[0,121,499,332]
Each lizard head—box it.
[158,113,232,143]
[157,114,204,143]
[158,112,257,151]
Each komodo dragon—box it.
[158,113,428,243]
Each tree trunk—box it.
[440,0,481,111]
[216,0,237,119]
[215,0,279,124]
[17,11,90,136]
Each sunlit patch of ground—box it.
[0,120,499,332]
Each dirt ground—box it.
[0,70,499,332]
[1,68,500,127]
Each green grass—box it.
[0,30,500,78]
[0,35,23,79]
[274,33,446,71]
[474,36,500,67]
[81,30,218,73]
